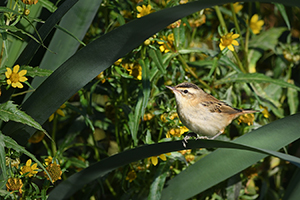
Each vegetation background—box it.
[1,0,300,199]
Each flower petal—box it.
[26,159,32,166]
[231,40,239,46]
[136,6,142,12]
[251,14,259,23]
[159,154,166,161]
[5,68,12,78]
[56,109,65,117]
[228,45,234,51]
[15,82,24,88]
[231,34,240,39]
[19,77,28,82]
[13,65,20,73]
[219,44,225,51]
[49,114,54,122]
[152,157,158,166]
[18,70,27,76]
[257,20,264,26]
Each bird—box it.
[166,82,259,147]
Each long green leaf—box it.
[0,133,52,182]
[0,101,46,133]
[149,49,167,74]
[160,113,300,200]
[0,134,7,183]
[3,0,299,144]
[47,114,300,200]
[25,0,100,102]
[283,168,300,200]
[215,73,300,91]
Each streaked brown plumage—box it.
[166,82,258,147]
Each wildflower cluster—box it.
[1,0,299,200]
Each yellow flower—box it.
[180,0,188,4]
[238,113,255,126]
[96,71,106,83]
[21,0,38,5]
[6,178,23,194]
[157,33,175,53]
[185,154,195,162]
[260,105,270,118]
[166,126,189,138]
[219,32,240,51]
[250,14,264,34]
[5,65,28,88]
[160,113,167,122]
[6,157,20,168]
[114,58,123,65]
[49,104,66,122]
[143,113,154,121]
[20,159,38,177]
[44,156,53,166]
[126,170,137,182]
[188,15,206,28]
[148,153,171,166]
[169,112,178,120]
[28,131,45,143]
[44,161,62,183]
[128,63,142,80]
[136,5,152,18]
[232,2,243,13]
[167,20,182,29]
[144,39,151,45]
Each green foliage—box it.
[0,0,300,199]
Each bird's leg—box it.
[182,132,198,148]
[209,130,223,139]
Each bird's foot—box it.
[182,132,203,148]
[182,131,223,148]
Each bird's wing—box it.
[201,94,242,114]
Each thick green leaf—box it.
[23,66,53,77]
[0,101,46,133]
[247,27,287,72]
[0,133,52,182]
[48,114,300,200]
[128,91,143,146]
[215,73,300,91]
[248,27,287,50]
[39,0,57,13]
[0,135,7,182]
[149,49,167,74]
[14,0,79,65]
[287,80,299,115]
[25,0,100,102]
[283,168,300,200]
[3,0,299,144]
[160,114,300,200]
[274,3,290,30]
[148,162,169,200]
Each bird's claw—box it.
[182,132,199,148]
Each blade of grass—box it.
[48,114,300,200]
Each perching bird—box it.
[166,82,259,147]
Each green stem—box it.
[232,51,247,73]
[214,6,228,34]
[230,3,244,49]
[51,115,57,156]
[177,54,212,91]
[158,126,163,142]
[105,179,117,197]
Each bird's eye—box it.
[183,90,188,94]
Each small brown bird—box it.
[166,82,259,147]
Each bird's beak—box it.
[166,86,179,94]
